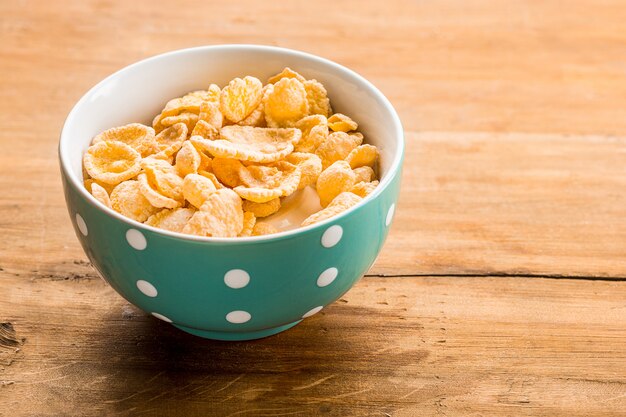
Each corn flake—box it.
[350,180,379,198]
[220,76,264,123]
[175,141,201,177]
[137,172,181,209]
[294,115,328,153]
[304,80,331,117]
[83,141,142,185]
[264,78,309,127]
[353,166,376,183]
[345,144,378,169]
[285,152,322,189]
[316,160,356,207]
[242,198,281,218]
[252,221,279,236]
[154,123,188,158]
[315,131,361,170]
[182,188,244,237]
[198,126,301,163]
[92,123,157,157]
[239,211,257,237]
[267,67,306,84]
[209,157,244,188]
[302,192,362,226]
[328,113,358,132]
[183,173,217,208]
[110,180,160,222]
[89,182,112,208]
[145,207,196,233]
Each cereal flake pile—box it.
[82,68,379,237]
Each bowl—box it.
[59,45,404,341]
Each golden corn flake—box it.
[92,123,157,157]
[237,84,270,128]
[83,141,142,185]
[90,182,112,208]
[199,126,301,163]
[138,173,181,209]
[84,178,115,195]
[345,144,378,169]
[175,141,201,177]
[182,188,244,237]
[145,207,196,233]
[233,186,283,203]
[302,192,362,226]
[161,112,199,132]
[154,123,188,157]
[220,76,263,123]
[237,160,301,198]
[239,211,257,237]
[315,131,361,170]
[198,170,225,189]
[183,173,217,208]
[110,180,160,223]
[294,115,328,153]
[141,158,184,204]
[242,197,281,218]
[264,78,309,127]
[328,113,358,132]
[285,152,322,189]
[316,160,357,207]
[209,157,244,188]
[197,101,223,130]
[267,67,306,84]
[304,80,331,117]
[350,180,379,198]
[252,221,279,236]
[353,166,376,183]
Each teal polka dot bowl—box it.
[59,45,404,341]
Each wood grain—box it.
[1,274,625,417]
[1,0,626,415]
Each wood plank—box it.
[1,274,624,416]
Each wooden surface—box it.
[1,0,625,416]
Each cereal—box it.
[252,221,279,236]
[239,211,257,237]
[89,182,112,208]
[302,192,362,226]
[316,160,357,207]
[345,144,378,169]
[264,78,309,127]
[285,152,322,189]
[183,173,217,208]
[350,180,379,198]
[328,113,358,132]
[145,207,196,233]
[315,131,361,170]
[195,126,301,163]
[182,188,244,237]
[110,180,160,222]
[92,123,157,157]
[242,198,281,218]
[138,173,181,209]
[294,115,328,153]
[175,141,201,177]
[83,141,142,185]
[220,76,264,123]
[353,166,376,183]
[210,157,244,188]
[304,80,331,117]
[83,68,383,237]
[154,123,188,158]
[267,67,306,84]
[197,101,223,130]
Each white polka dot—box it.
[75,213,88,236]
[226,310,251,324]
[136,280,158,297]
[224,269,250,289]
[151,312,172,323]
[302,306,324,318]
[386,203,396,227]
[321,225,343,248]
[126,229,147,250]
[317,267,338,287]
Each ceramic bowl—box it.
[59,45,404,340]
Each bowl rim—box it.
[59,44,404,244]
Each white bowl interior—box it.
[60,45,403,234]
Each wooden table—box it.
[1,1,625,416]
